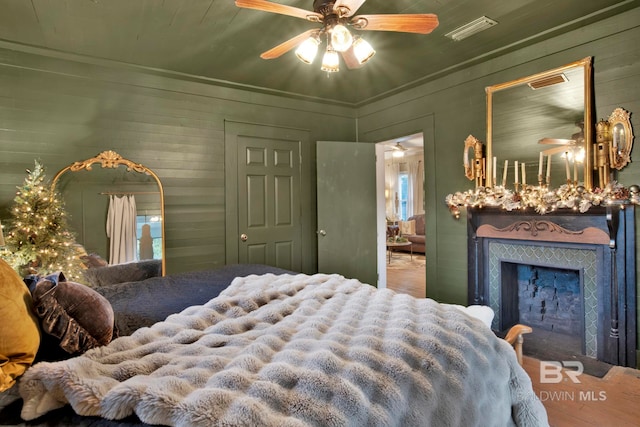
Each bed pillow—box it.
[0,259,41,392]
[31,272,115,355]
[83,259,162,287]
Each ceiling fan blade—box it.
[260,29,318,60]
[541,145,577,156]
[352,14,439,34]
[538,138,576,145]
[333,0,367,17]
[340,48,363,70]
[235,0,322,21]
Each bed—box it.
[1,265,548,426]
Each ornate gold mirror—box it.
[486,57,593,189]
[608,107,634,170]
[51,151,165,275]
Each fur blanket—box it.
[20,273,548,426]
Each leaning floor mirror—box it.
[51,150,166,276]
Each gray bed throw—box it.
[20,273,548,426]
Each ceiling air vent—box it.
[528,73,568,90]
[445,16,498,41]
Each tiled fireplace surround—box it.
[466,206,636,367]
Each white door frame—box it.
[375,143,387,288]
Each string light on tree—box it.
[0,160,86,282]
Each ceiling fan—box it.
[538,122,585,157]
[389,142,408,151]
[235,0,439,72]
[385,142,409,157]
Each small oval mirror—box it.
[612,123,626,151]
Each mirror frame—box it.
[486,57,594,190]
[51,150,166,275]
[608,107,634,170]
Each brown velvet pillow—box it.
[0,259,41,392]
[31,272,115,355]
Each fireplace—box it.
[514,264,582,337]
[466,206,636,367]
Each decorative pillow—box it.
[0,259,41,392]
[80,252,109,269]
[31,272,115,355]
[399,219,416,236]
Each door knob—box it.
[317,229,327,236]
[240,233,248,242]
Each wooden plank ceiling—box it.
[0,0,635,105]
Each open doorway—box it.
[377,133,426,298]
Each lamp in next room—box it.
[0,219,5,247]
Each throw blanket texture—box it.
[20,274,548,426]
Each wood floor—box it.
[385,258,640,426]
[523,356,640,426]
[385,252,425,298]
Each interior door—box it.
[236,136,302,271]
[317,141,380,286]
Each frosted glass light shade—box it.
[295,37,320,64]
[321,49,340,73]
[352,37,375,64]
[331,24,353,52]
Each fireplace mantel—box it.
[466,206,636,367]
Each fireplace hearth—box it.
[467,206,636,367]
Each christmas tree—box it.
[1,161,86,282]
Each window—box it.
[399,172,409,220]
[136,214,162,260]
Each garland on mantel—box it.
[445,181,640,219]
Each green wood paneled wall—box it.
[1,5,639,353]
[357,7,640,352]
[0,48,355,274]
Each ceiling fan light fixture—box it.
[352,37,375,64]
[295,37,320,64]
[321,47,340,73]
[330,24,353,52]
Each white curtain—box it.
[106,195,138,265]
[408,159,424,216]
[385,160,400,220]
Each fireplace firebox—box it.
[467,206,636,367]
